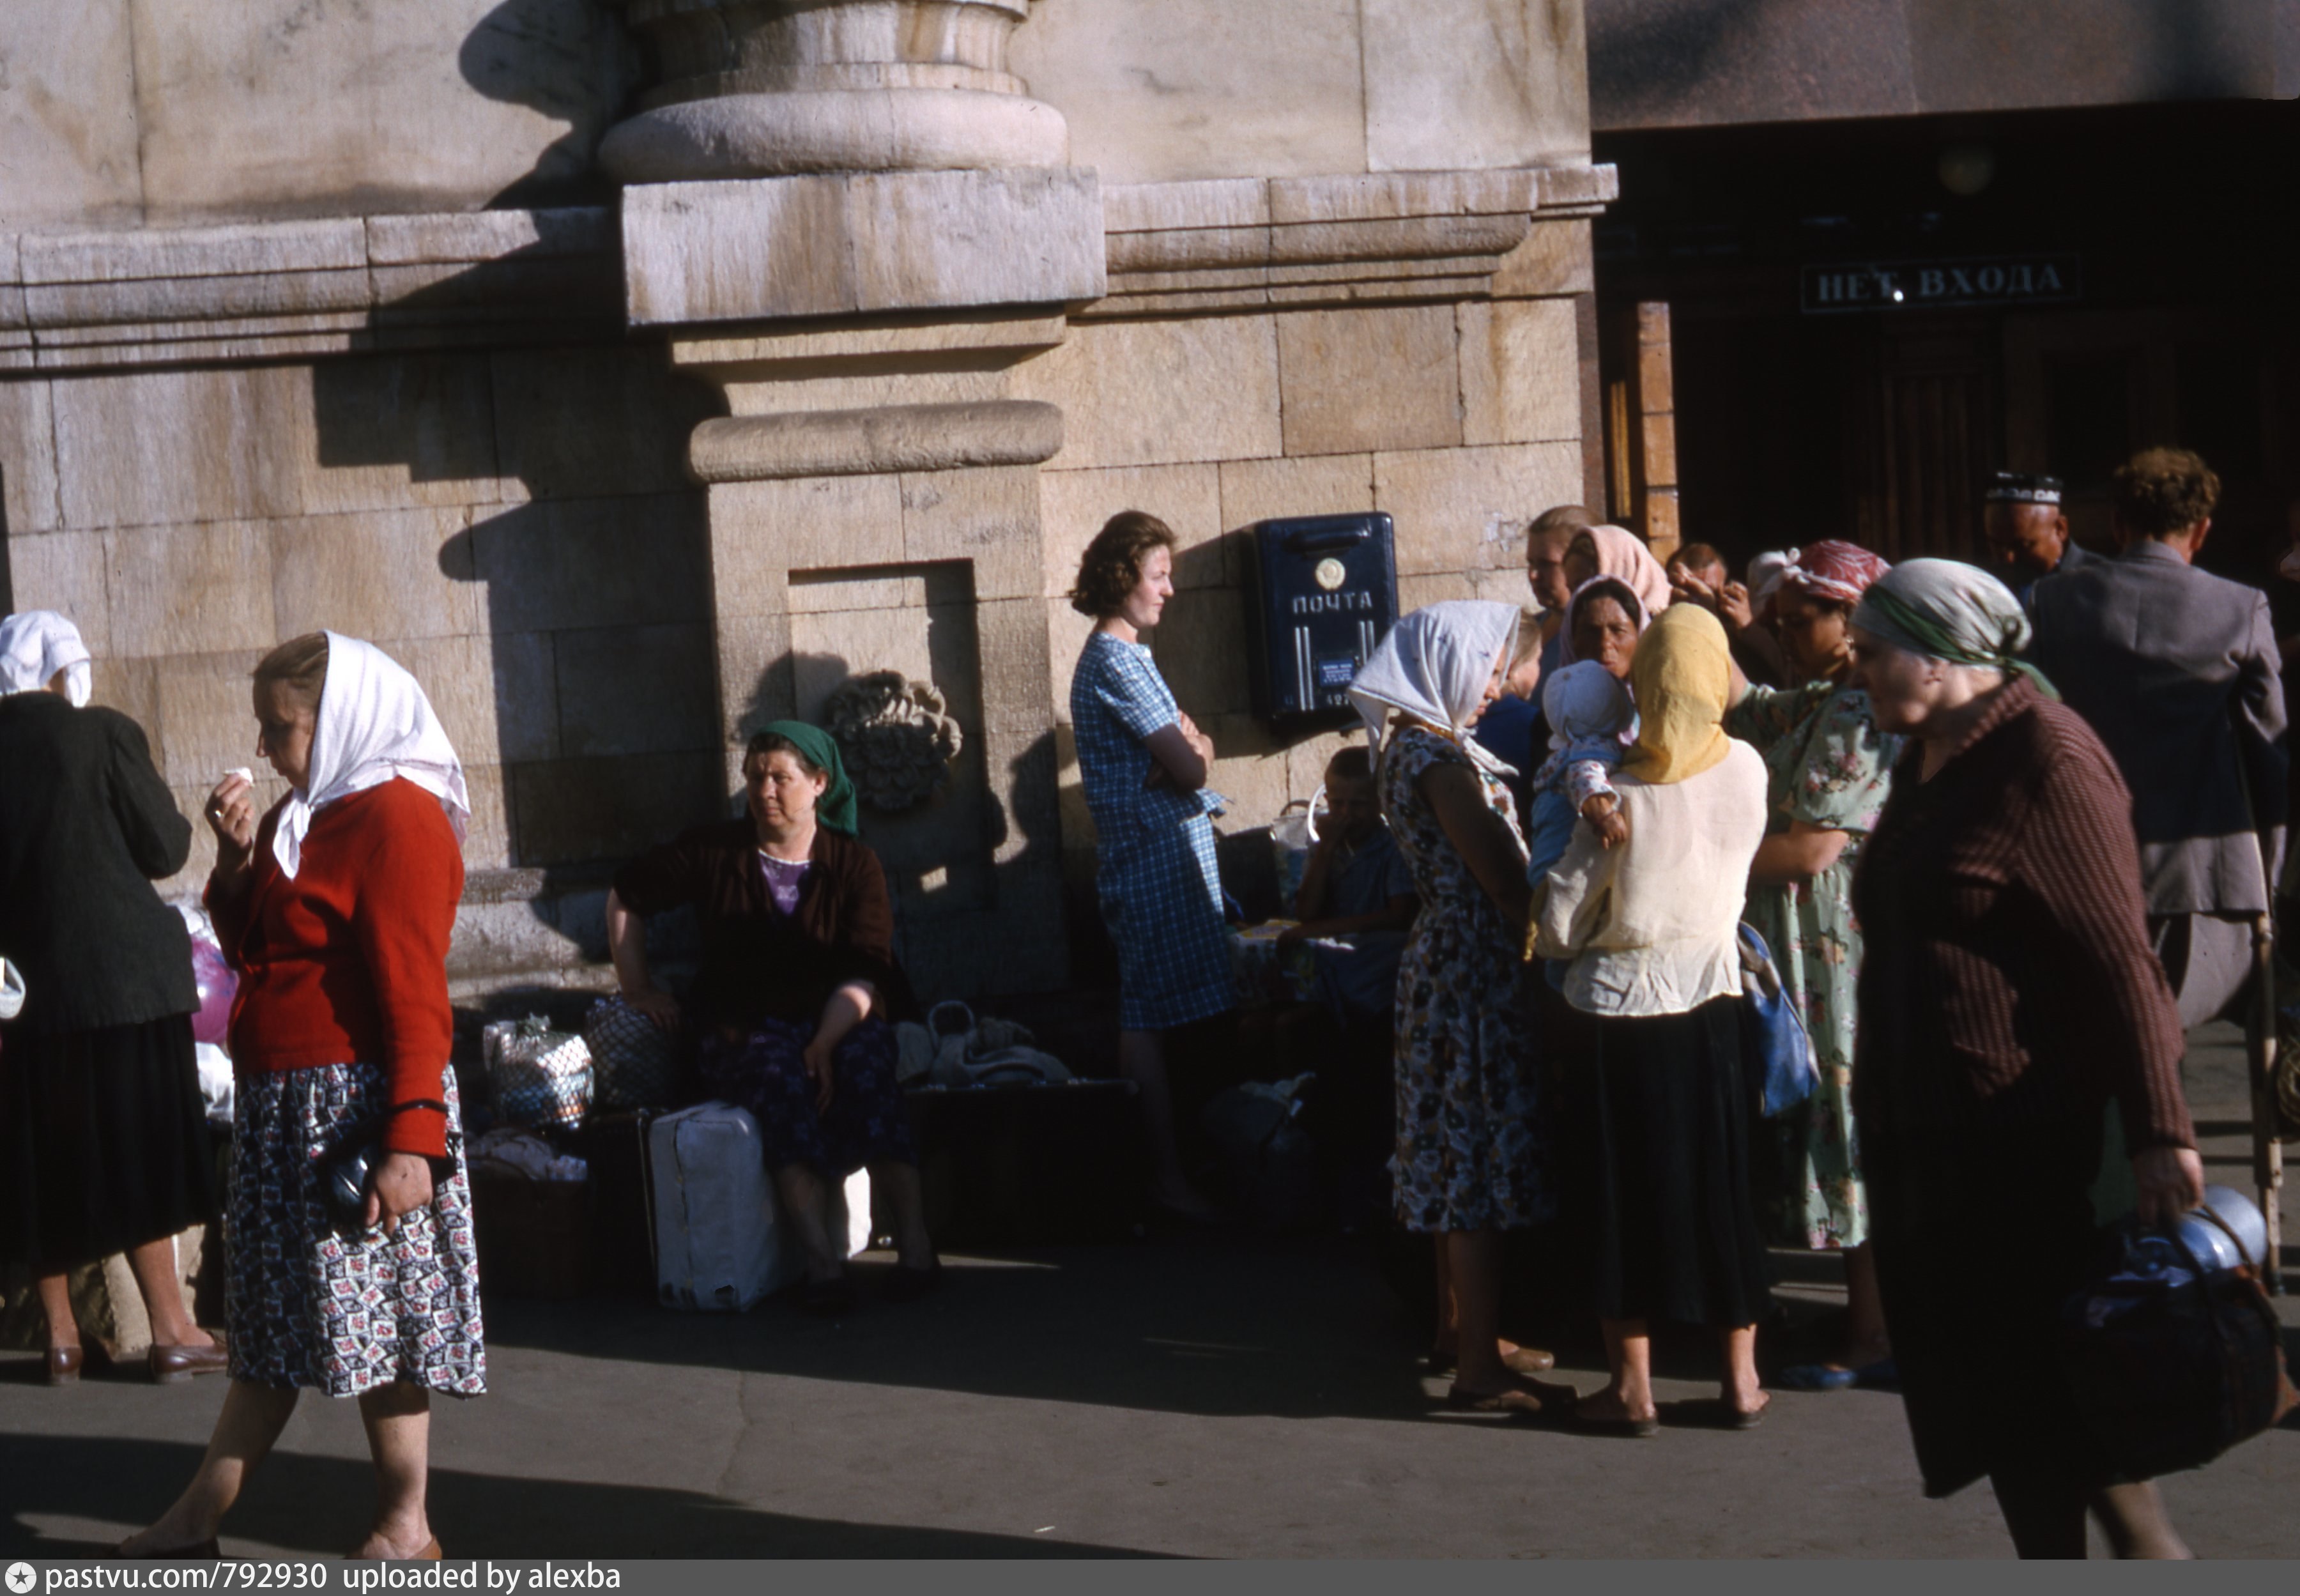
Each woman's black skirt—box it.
[0,1014,216,1271]
[1579,994,1772,1328]
[1866,1110,2115,1498]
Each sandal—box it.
[1571,1396,1660,1438]
[1445,1385,1545,1418]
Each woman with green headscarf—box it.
[607,721,937,1313]
[1848,560,2203,1558]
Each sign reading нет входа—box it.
[1800,255,2082,314]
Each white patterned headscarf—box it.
[273,633,470,878]
[1350,601,1522,776]
[0,611,91,705]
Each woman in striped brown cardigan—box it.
[1848,560,2205,1560]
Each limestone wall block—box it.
[374,633,502,774]
[123,0,633,224]
[789,604,937,723]
[788,569,931,616]
[19,219,365,286]
[489,631,563,765]
[1399,568,1540,613]
[709,474,905,600]
[551,621,719,760]
[49,358,508,532]
[898,464,1041,600]
[1041,594,1093,718]
[25,269,374,333]
[1008,0,1368,186]
[974,597,1056,733]
[601,86,1070,186]
[456,763,515,871]
[1149,585,1250,719]
[470,495,710,636]
[508,751,724,868]
[1457,298,1583,449]
[622,169,1103,328]
[1103,180,1272,235]
[1285,728,1364,799]
[1039,462,1223,597]
[1492,218,1595,299]
[1276,305,1463,457]
[689,401,1061,483]
[1267,171,1543,227]
[714,369,1013,420]
[0,0,144,228]
[1016,316,1281,470]
[675,311,1068,375]
[88,655,159,739]
[269,508,484,644]
[4,530,110,654]
[716,610,797,737]
[105,521,278,658]
[366,210,618,266]
[1218,454,1377,534]
[150,650,268,792]
[492,348,721,500]
[1374,441,1583,578]
[1358,0,1590,173]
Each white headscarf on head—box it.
[273,633,470,879]
[0,611,92,706]
[1349,601,1522,778]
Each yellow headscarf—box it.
[1623,603,1733,786]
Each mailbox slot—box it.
[1243,512,1399,723]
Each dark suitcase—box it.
[559,1109,658,1298]
[470,1168,594,1300]
[901,1079,1148,1247]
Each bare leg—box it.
[1431,1236,1456,1356]
[118,1381,300,1553]
[1445,1232,1512,1392]
[773,1164,845,1282]
[36,1273,79,1353]
[1718,1323,1767,1417]
[1117,1029,1216,1216]
[351,1384,434,1559]
[1580,1318,1657,1423]
[867,1160,935,1270]
[126,1236,215,1350]
[1989,1465,2088,1559]
[2090,1482,2193,1560]
[1841,1242,1892,1367]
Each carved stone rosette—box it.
[599,0,1068,183]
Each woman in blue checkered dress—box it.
[1068,511,1232,1220]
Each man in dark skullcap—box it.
[1982,470,2096,608]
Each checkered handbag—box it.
[584,995,681,1111]
[484,1015,592,1130]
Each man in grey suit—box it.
[2030,447,2287,1025]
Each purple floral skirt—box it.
[227,1063,484,1397]
[697,1017,916,1178]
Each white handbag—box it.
[0,957,24,1022]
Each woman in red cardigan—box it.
[123,633,476,1561]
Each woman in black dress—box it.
[0,610,221,1385]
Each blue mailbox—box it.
[1243,512,1399,721]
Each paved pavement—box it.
[4,1027,2294,1560]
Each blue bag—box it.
[1736,923,1818,1119]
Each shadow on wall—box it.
[0,1433,1140,1560]
[458,0,643,210]
[304,234,726,941]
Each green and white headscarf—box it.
[1850,558,2060,701]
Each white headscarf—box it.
[1349,601,1521,777]
[273,633,470,879]
[0,611,91,706]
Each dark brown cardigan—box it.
[1850,677,2194,1152]
[612,820,917,1030]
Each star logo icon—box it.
[6,1561,38,1594]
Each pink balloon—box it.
[190,937,236,1047]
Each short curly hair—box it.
[2112,447,2220,539]
[1068,510,1177,619]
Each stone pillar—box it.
[608,1,1098,999]
[600,0,1069,181]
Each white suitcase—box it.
[647,1101,872,1311]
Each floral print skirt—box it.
[227,1063,485,1397]
[698,1016,916,1178]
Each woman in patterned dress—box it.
[123,633,477,1561]
[1068,512,1231,1220]
[1351,601,1568,1416]
[1721,541,1902,1389]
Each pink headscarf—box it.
[1778,540,1891,606]
[1577,525,1674,620]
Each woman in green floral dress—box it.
[1722,542,1902,1386]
